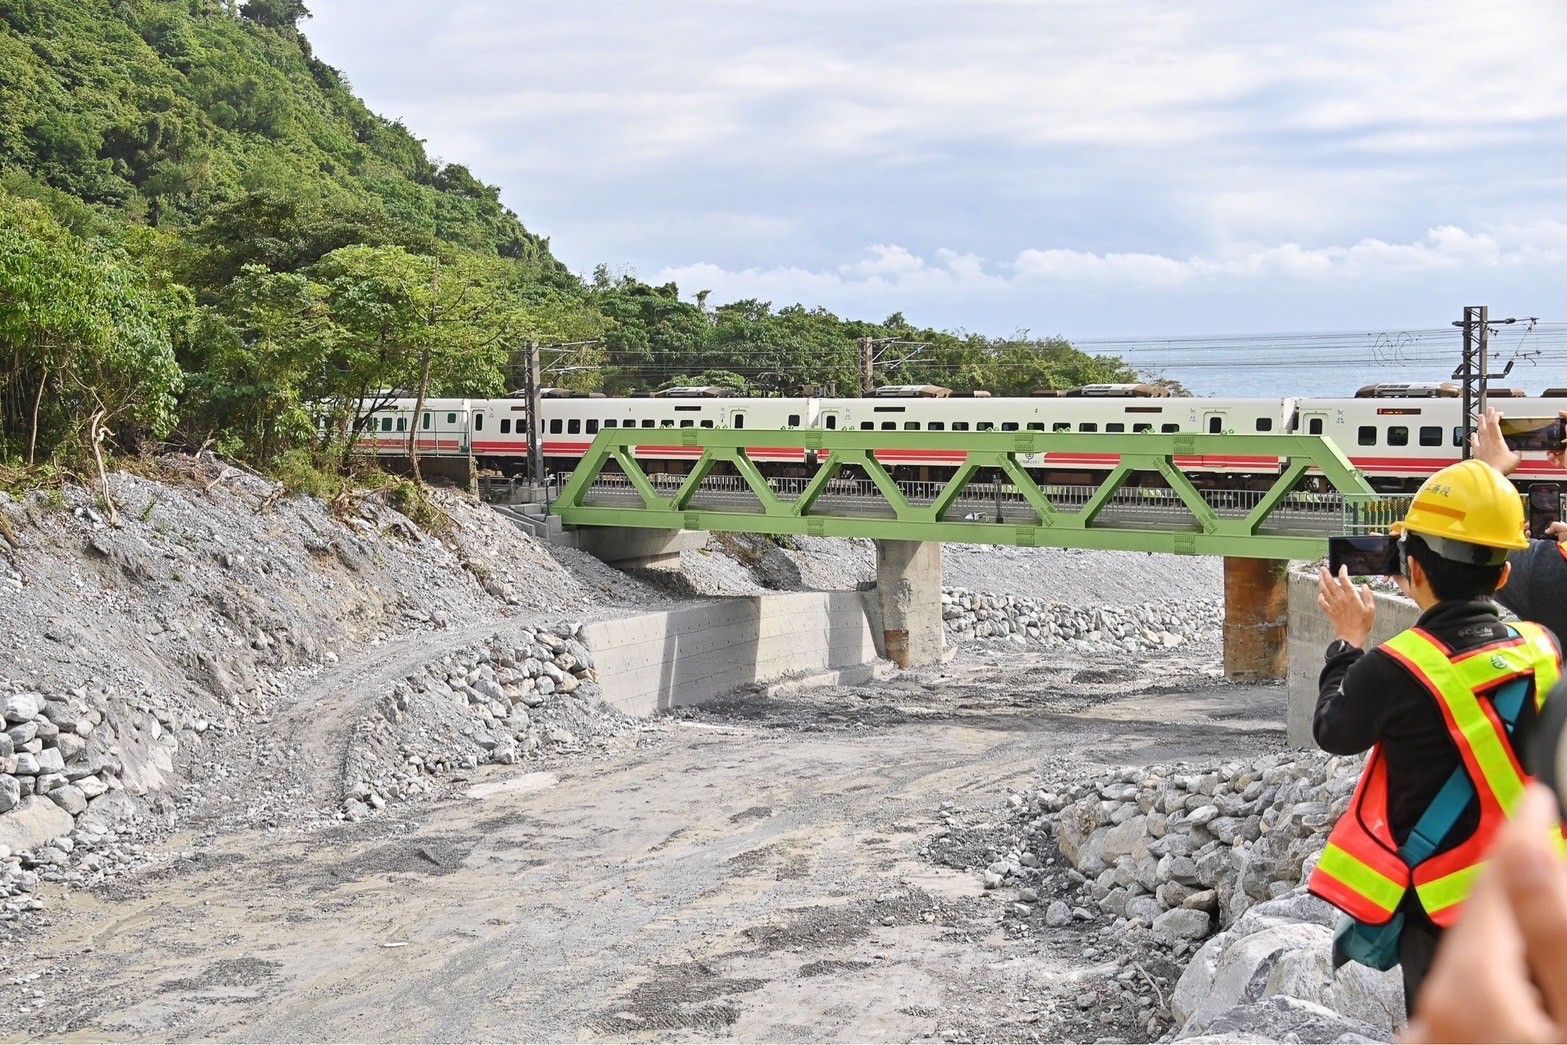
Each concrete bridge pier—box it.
[873,539,945,668]
[1222,557,1289,682]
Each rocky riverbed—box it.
[0,454,1363,1043]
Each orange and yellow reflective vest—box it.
[1308,621,1562,928]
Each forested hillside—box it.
[0,0,1133,479]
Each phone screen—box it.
[1500,416,1567,453]
[1529,484,1562,541]
[1328,535,1402,577]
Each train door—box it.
[1299,410,1331,447]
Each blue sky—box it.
[305,1,1567,339]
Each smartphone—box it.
[1529,484,1561,541]
[1500,416,1567,453]
[1526,679,1567,819]
[1328,535,1402,577]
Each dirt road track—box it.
[3,655,1284,1043]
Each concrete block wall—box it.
[1285,569,1420,748]
[580,590,880,716]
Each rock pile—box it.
[2,682,139,850]
[941,589,1218,651]
[994,752,1411,1041]
[1041,752,1361,934]
[338,621,632,819]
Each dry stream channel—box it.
[0,640,1280,1043]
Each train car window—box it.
[1419,425,1442,446]
[474,412,484,431]
[447,412,457,424]
[881,421,896,430]
[1054,422,1072,432]
[1308,418,1323,435]
[396,417,406,432]
[500,418,512,434]
[952,422,970,431]
[586,419,599,434]
[977,422,995,431]
[1357,425,1376,445]
[1161,423,1180,433]
[379,417,391,432]
[1255,418,1273,432]
[567,419,581,434]
[928,421,945,431]
[1080,422,1098,432]
[679,419,694,428]
[1207,417,1222,434]
[660,419,674,427]
[642,419,656,428]
[1134,423,1153,433]
[1387,426,1408,446]
[549,419,563,434]
[733,414,745,429]
[1027,422,1045,431]
[422,413,431,429]
[861,421,875,431]
[825,415,838,430]
[787,414,800,427]
[604,419,617,428]
[1002,422,1019,432]
[1106,423,1125,433]
[904,421,920,430]
[1452,426,1464,447]
[700,420,713,428]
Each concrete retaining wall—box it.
[1285,569,1420,748]
[580,591,881,716]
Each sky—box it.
[304,1,1567,341]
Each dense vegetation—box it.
[0,0,1134,482]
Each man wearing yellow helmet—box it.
[1312,458,1563,1014]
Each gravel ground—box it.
[0,640,1285,1043]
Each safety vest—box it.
[1309,621,1563,928]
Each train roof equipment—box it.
[1354,382,1460,398]
[870,385,953,398]
[1068,383,1171,397]
[650,386,740,398]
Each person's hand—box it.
[1473,407,1522,476]
[1547,521,1567,546]
[1317,565,1375,649]
[1404,784,1567,1043]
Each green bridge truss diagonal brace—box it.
[554,429,1376,560]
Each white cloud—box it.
[304,1,1567,331]
[655,222,1567,305]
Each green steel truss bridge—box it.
[553,429,1410,560]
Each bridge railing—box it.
[553,429,1386,559]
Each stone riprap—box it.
[337,622,631,820]
[941,588,1219,651]
[994,752,1409,1042]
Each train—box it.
[349,382,1567,494]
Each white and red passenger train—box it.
[353,383,1567,493]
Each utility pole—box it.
[860,336,875,395]
[524,339,543,490]
[1451,305,1516,458]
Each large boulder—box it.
[1169,896,1404,1041]
[0,795,74,851]
[1177,995,1385,1043]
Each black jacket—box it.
[1497,539,1567,646]
[1316,600,1551,858]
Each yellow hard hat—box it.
[1392,459,1528,565]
